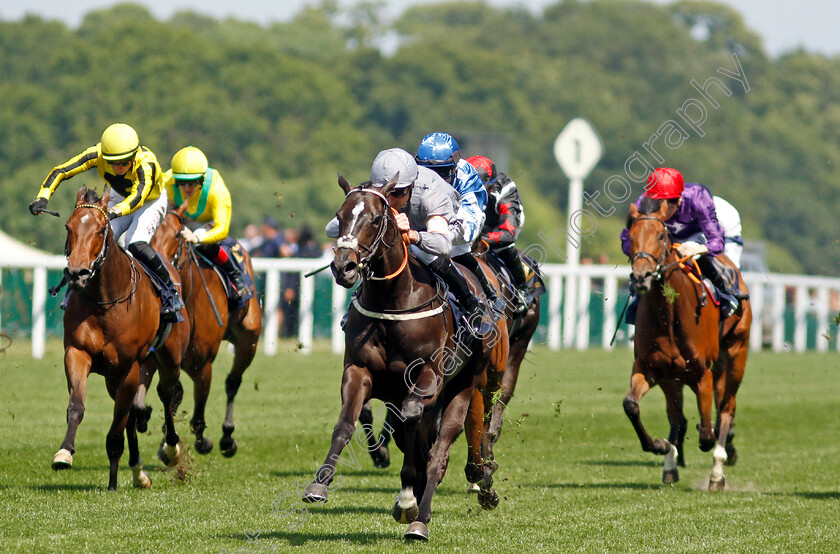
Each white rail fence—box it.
[3,255,840,359]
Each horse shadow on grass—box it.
[582,459,661,467]
[217,530,392,546]
[33,484,99,492]
[519,481,667,491]
[270,469,391,479]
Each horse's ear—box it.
[76,186,87,205]
[338,173,352,194]
[629,203,640,220]
[101,186,110,207]
[380,172,399,197]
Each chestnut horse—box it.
[624,200,751,490]
[144,203,262,456]
[55,186,188,490]
[302,175,507,541]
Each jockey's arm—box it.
[113,158,154,216]
[37,146,99,200]
[195,177,232,244]
[416,215,451,256]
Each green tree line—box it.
[1,0,838,274]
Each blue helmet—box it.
[415,132,460,168]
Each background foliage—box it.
[2,0,838,274]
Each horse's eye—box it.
[659,232,665,241]
[373,214,384,224]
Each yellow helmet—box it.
[171,146,208,180]
[100,123,140,162]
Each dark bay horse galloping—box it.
[302,175,507,541]
[55,186,188,490]
[146,203,262,456]
[624,200,751,490]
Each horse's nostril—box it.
[344,262,357,274]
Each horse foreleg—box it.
[693,369,716,453]
[488,334,527,446]
[303,365,370,504]
[623,366,670,456]
[190,361,214,455]
[660,381,687,484]
[407,381,479,541]
[54,347,91,470]
[220,328,258,458]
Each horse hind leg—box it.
[127,407,151,488]
[106,371,138,491]
[359,401,390,469]
[155,376,182,468]
[191,361,214,455]
[220,322,260,458]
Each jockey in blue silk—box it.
[620,167,748,322]
[29,123,184,320]
[415,132,503,315]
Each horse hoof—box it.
[392,501,419,524]
[52,449,73,470]
[708,477,726,492]
[194,438,214,455]
[478,488,500,510]
[371,447,390,469]
[468,483,481,493]
[132,470,152,489]
[465,462,484,484]
[158,442,181,467]
[404,521,429,541]
[135,406,153,433]
[220,437,237,458]
[302,482,328,504]
[485,459,499,475]
[662,469,680,484]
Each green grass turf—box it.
[1,339,839,553]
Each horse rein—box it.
[629,216,670,282]
[629,216,704,284]
[70,203,139,306]
[336,187,406,281]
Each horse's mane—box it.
[625,196,675,228]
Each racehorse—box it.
[301,175,508,541]
[54,186,188,490]
[624,200,751,490]
[359,243,542,491]
[144,202,262,456]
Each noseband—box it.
[71,203,113,279]
[629,216,669,281]
[335,187,401,280]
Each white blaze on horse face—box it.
[80,213,92,224]
[348,201,365,236]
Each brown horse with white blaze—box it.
[55,186,188,490]
[624,199,750,490]
[144,202,262,456]
[302,175,507,541]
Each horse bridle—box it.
[335,187,401,280]
[628,216,670,282]
[71,203,113,279]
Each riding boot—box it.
[452,253,505,317]
[218,254,251,297]
[696,256,743,318]
[435,256,489,337]
[495,246,530,313]
[129,242,185,322]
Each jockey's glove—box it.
[29,197,48,215]
[677,241,708,258]
[107,208,120,220]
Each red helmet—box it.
[645,167,684,199]
[465,155,496,184]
